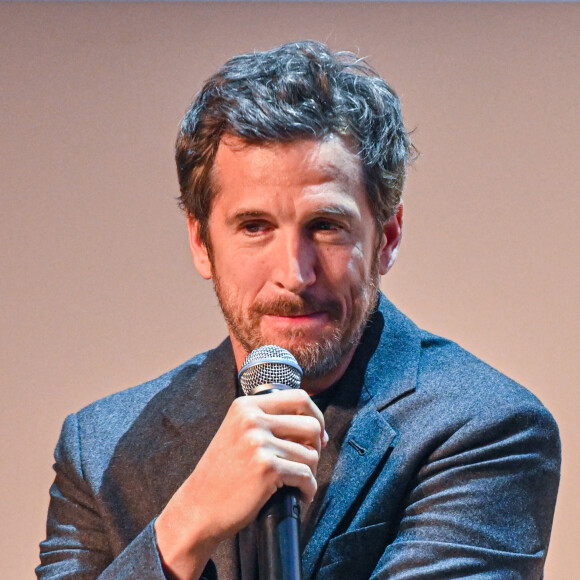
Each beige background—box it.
[1,3,578,578]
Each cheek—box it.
[224,256,270,303]
[319,244,369,291]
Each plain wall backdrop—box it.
[1,3,578,578]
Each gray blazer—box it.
[37,295,560,579]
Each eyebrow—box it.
[226,210,270,227]
[309,206,358,220]
[230,204,357,219]
[226,205,359,228]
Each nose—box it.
[271,231,316,294]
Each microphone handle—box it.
[257,487,302,580]
[252,385,303,580]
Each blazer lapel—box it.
[145,338,239,506]
[99,338,239,545]
[302,296,422,578]
[152,339,247,580]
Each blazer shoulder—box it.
[76,350,211,421]
[56,350,212,479]
[414,330,558,432]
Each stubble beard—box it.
[211,263,380,380]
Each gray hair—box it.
[176,40,415,246]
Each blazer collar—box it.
[302,294,422,578]
[362,293,422,410]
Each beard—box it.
[211,263,380,380]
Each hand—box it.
[154,388,327,580]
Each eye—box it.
[309,219,344,234]
[240,220,272,236]
[307,217,352,245]
[313,220,338,231]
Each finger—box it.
[246,389,326,434]
[266,437,320,474]
[252,389,323,420]
[267,414,323,453]
[233,391,328,451]
[269,455,318,504]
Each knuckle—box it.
[291,388,311,407]
[254,448,276,475]
[299,463,313,482]
[300,417,322,446]
[229,397,252,421]
[239,413,255,431]
[295,388,310,400]
[299,470,317,501]
[230,396,247,412]
[244,428,265,449]
[308,447,320,466]
[238,408,265,432]
[305,415,321,434]
[297,390,314,408]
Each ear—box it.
[187,215,212,280]
[378,203,403,275]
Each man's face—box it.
[189,135,402,391]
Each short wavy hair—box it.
[176,40,415,247]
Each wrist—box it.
[154,507,217,580]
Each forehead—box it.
[211,135,368,209]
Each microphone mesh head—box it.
[238,345,303,395]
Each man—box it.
[37,41,560,580]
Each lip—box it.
[263,311,329,326]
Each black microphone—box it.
[238,345,303,580]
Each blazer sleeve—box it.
[372,403,561,579]
[36,413,218,580]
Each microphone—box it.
[238,345,303,580]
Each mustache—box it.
[250,294,342,319]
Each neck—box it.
[299,345,357,395]
[231,337,357,396]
